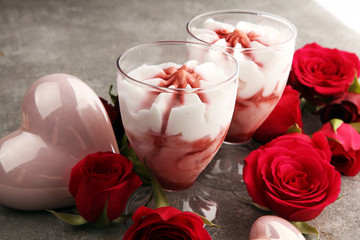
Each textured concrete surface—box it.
[1,0,360,239]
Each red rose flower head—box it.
[320,92,360,123]
[289,42,360,106]
[123,206,211,240]
[318,119,360,176]
[253,85,303,143]
[69,152,142,223]
[320,77,360,123]
[243,132,341,221]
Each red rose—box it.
[243,132,341,221]
[289,43,360,106]
[253,86,303,143]
[123,206,211,240]
[69,152,142,223]
[318,119,360,176]
[320,92,360,123]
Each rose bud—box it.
[123,206,211,240]
[243,132,341,222]
[253,85,303,143]
[318,119,360,176]
[69,152,142,223]
[288,43,360,106]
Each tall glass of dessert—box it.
[187,10,297,190]
[117,41,239,193]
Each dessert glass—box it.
[116,41,239,191]
[186,10,297,190]
[187,10,297,144]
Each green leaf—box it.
[150,173,170,209]
[120,134,150,184]
[232,192,272,212]
[300,98,321,113]
[349,122,360,133]
[108,85,118,105]
[143,191,155,208]
[336,195,343,201]
[92,198,110,228]
[325,136,342,145]
[192,212,221,228]
[330,118,343,134]
[287,123,303,134]
[94,195,136,227]
[348,73,360,93]
[47,209,87,225]
[291,221,319,239]
[146,160,170,208]
[112,212,133,224]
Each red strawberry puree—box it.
[126,129,226,191]
[122,64,231,191]
[216,29,259,48]
[226,90,280,143]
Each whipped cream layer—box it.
[191,18,293,99]
[118,60,236,142]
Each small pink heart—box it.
[250,215,306,240]
[0,74,118,210]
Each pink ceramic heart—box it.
[0,74,119,210]
[250,215,306,240]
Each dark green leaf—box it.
[349,122,360,133]
[336,195,343,201]
[120,134,150,183]
[145,160,169,208]
[291,221,319,239]
[92,198,110,228]
[325,136,341,144]
[112,212,133,223]
[108,85,118,105]
[287,123,303,134]
[300,98,321,113]
[192,212,221,228]
[232,192,272,212]
[47,209,87,226]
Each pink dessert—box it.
[118,60,237,190]
[126,128,227,190]
[190,18,295,143]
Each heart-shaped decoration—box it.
[250,215,306,240]
[0,74,118,210]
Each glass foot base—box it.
[197,142,255,191]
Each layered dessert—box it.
[117,60,237,191]
[189,18,295,143]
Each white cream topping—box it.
[192,18,292,99]
[203,18,235,33]
[118,60,237,142]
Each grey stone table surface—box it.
[1,0,360,239]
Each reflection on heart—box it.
[0,74,119,210]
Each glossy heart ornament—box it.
[250,215,306,240]
[0,74,119,210]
